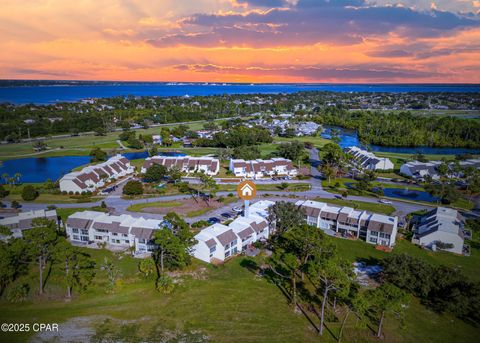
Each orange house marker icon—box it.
[237,180,257,200]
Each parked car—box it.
[232,206,243,213]
[221,212,231,218]
[379,199,392,204]
[208,217,220,225]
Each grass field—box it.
[0,244,478,343]
[0,120,219,159]
[127,200,183,212]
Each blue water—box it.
[0,151,150,183]
[1,83,479,105]
[321,126,480,155]
[382,188,439,203]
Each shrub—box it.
[6,283,29,303]
[11,200,20,209]
[227,192,234,197]
[156,275,175,294]
[21,185,38,201]
[123,180,143,196]
[0,185,9,198]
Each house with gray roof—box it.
[345,146,394,171]
[59,154,134,193]
[192,200,274,263]
[296,200,398,247]
[66,211,163,255]
[412,207,465,254]
[0,209,58,239]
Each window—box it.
[209,246,216,253]
[81,229,88,235]
[81,236,89,242]
[123,234,127,237]
[125,240,129,244]
[370,231,378,236]
[225,251,230,257]
[379,232,385,238]
[139,239,146,244]
[72,228,79,233]
[224,244,229,250]
[112,232,118,236]
[73,235,79,240]
[370,237,377,244]
[94,235,103,240]
[231,240,237,246]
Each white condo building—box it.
[0,209,58,239]
[229,158,297,179]
[192,200,274,263]
[59,154,134,193]
[66,211,164,255]
[141,155,220,176]
[412,207,465,254]
[296,200,398,247]
[345,146,394,171]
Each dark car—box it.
[208,217,220,224]
[221,212,231,218]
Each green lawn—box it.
[1,248,478,343]
[215,183,311,192]
[0,120,220,160]
[127,200,183,212]
[335,238,480,282]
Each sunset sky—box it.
[1,0,479,83]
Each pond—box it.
[0,151,148,183]
[380,187,440,203]
[321,126,480,155]
[0,150,193,183]
[345,182,439,203]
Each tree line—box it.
[315,107,480,148]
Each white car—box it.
[379,199,392,204]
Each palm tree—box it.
[1,173,9,185]
[14,173,21,185]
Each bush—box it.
[6,283,29,303]
[0,185,9,198]
[21,185,38,201]
[11,200,20,209]
[227,192,234,197]
[123,180,143,196]
[191,220,209,229]
[156,275,175,294]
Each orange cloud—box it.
[0,0,479,83]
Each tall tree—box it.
[23,218,59,294]
[309,257,353,335]
[366,283,409,339]
[199,174,218,206]
[267,201,306,237]
[54,238,96,298]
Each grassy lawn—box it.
[335,237,480,282]
[313,197,396,215]
[1,248,478,343]
[215,183,311,192]
[274,135,330,147]
[127,200,183,212]
[0,120,220,160]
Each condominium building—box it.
[59,154,134,193]
[66,211,163,255]
[412,207,465,254]
[0,209,58,239]
[192,200,274,263]
[229,158,297,179]
[296,200,398,247]
[345,146,394,171]
[141,155,220,176]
